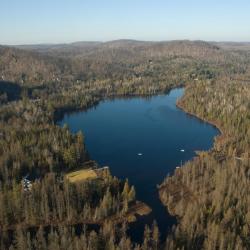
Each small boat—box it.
[138,153,143,156]
[180,149,185,152]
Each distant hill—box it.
[11,40,223,59]
[0,40,246,87]
[14,41,101,56]
[212,42,250,51]
[0,46,71,85]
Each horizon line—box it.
[1,39,250,47]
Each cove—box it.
[58,88,219,242]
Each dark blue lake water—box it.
[58,88,219,242]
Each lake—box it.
[58,88,219,242]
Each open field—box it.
[66,169,98,183]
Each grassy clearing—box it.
[66,169,97,183]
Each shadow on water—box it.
[58,88,220,243]
[0,81,22,101]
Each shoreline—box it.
[158,87,226,218]
[176,98,224,137]
[54,85,183,123]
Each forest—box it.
[159,79,250,249]
[0,40,250,249]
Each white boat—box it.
[138,153,143,156]
[180,149,185,152]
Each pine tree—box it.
[142,225,151,250]
[122,179,130,200]
[152,220,160,250]
[128,185,136,203]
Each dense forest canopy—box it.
[0,40,250,249]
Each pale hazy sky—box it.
[1,0,250,45]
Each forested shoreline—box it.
[159,80,250,249]
[0,40,250,249]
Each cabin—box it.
[22,177,32,192]
[97,166,109,170]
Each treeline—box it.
[1,221,162,250]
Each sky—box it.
[1,0,250,45]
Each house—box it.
[22,177,32,192]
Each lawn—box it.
[66,169,98,183]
